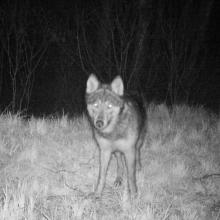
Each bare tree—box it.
[158,0,214,104]
[76,0,153,91]
[0,1,49,113]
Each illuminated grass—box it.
[0,104,219,219]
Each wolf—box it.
[85,74,146,198]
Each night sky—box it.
[0,0,219,115]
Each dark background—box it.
[0,0,219,116]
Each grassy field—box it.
[0,104,219,220]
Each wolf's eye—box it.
[93,102,98,107]
[107,103,112,109]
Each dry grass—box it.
[0,104,219,220]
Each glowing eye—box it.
[107,103,112,109]
[93,102,98,107]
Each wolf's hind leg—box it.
[114,152,124,187]
[136,147,142,171]
[135,129,146,171]
[124,149,137,196]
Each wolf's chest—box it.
[94,126,138,152]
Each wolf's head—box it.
[86,74,124,132]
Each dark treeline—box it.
[0,0,219,116]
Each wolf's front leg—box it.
[95,149,111,197]
[114,152,124,187]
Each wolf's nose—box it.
[96,120,104,129]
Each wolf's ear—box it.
[111,75,124,96]
[86,74,99,94]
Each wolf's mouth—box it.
[95,120,104,129]
[94,117,111,130]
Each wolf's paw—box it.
[86,192,101,200]
[114,176,123,187]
